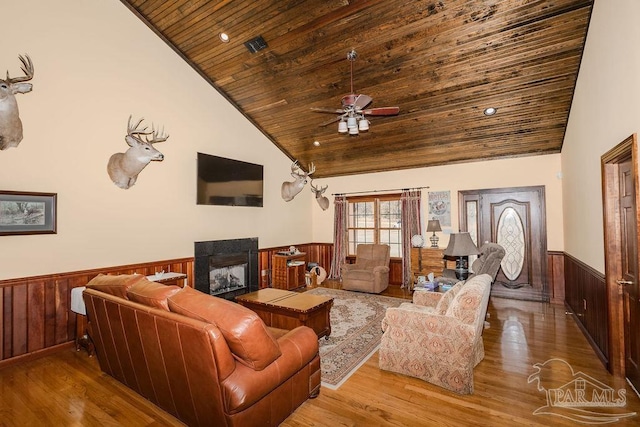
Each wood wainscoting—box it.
[564,253,609,369]
[258,243,334,288]
[0,258,193,368]
[0,246,590,369]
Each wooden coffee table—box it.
[235,288,333,339]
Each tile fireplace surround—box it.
[194,237,259,300]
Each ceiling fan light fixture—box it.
[358,118,369,131]
[483,107,497,116]
[347,116,358,129]
[349,127,359,136]
[338,121,348,133]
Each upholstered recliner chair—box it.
[443,242,505,283]
[341,244,390,293]
[379,274,492,394]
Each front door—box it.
[460,186,548,302]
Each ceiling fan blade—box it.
[318,116,342,127]
[311,107,345,114]
[363,106,400,116]
[354,94,373,109]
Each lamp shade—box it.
[443,232,480,256]
[426,219,442,233]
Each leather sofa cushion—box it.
[86,273,147,299]
[168,286,281,371]
[126,279,181,311]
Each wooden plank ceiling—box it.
[119,0,593,178]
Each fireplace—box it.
[195,238,259,300]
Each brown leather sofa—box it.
[83,274,320,427]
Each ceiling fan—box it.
[311,49,399,135]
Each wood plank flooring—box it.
[1,282,639,426]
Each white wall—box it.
[0,0,312,280]
[561,0,640,273]
[311,154,564,251]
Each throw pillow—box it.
[434,281,464,315]
[126,279,181,311]
[167,286,281,371]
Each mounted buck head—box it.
[0,55,34,150]
[281,161,315,202]
[107,116,169,189]
[310,180,329,211]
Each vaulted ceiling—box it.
[119,0,593,178]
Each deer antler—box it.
[148,124,169,144]
[126,116,168,144]
[307,162,316,176]
[127,115,151,138]
[5,55,34,84]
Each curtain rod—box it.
[331,186,429,196]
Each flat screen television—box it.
[197,152,263,207]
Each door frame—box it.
[459,185,548,301]
[602,133,639,376]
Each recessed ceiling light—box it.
[313,140,321,146]
[219,32,230,43]
[483,107,497,116]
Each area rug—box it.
[305,288,405,390]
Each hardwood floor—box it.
[1,282,639,426]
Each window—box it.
[347,194,402,257]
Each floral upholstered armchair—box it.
[379,274,492,394]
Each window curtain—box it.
[329,195,348,279]
[401,189,422,288]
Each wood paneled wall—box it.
[564,253,608,368]
[0,258,193,367]
[0,247,599,369]
[258,243,333,288]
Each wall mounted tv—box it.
[197,152,264,207]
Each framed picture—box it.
[0,191,57,236]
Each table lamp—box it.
[443,232,480,280]
[426,219,442,248]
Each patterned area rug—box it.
[305,288,405,390]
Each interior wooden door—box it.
[619,158,640,389]
[602,134,640,379]
[460,186,548,302]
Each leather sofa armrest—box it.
[222,326,319,413]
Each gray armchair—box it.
[341,244,390,293]
[443,242,505,283]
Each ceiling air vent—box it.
[244,36,268,53]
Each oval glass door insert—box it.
[497,207,525,280]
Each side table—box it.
[70,286,94,356]
[146,272,187,287]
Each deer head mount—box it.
[281,161,315,202]
[310,180,329,211]
[0,55,34,150]
[107,115,169,189]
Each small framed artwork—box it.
[0,191,57,236]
